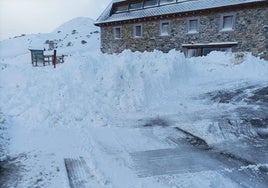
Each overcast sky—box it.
[0,0,111,40]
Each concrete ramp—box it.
[64,157,91,188]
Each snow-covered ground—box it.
[0,17,268,188]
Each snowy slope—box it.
[0,17,100,58]
[1,17,268,188]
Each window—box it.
[203,47,232,56]
[186,49,201,58]
[203,48,220,56]
[114,5,128,13]
[183,42,236,57]
[144,0,158,7]
[159,0,176,5]
[129,2,143,10]
[114,27,122,39]
[221,14,235,31]
[187,18,199,33]
[220,48,232,52]
[186,47,232,57]
[133,24,142,38]
[160,21,170,36]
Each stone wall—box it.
[100,6,268,57]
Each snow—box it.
[1,17,268,188]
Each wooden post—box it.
[35,56,37,66]
[53,50,57,68]
[31,51,34,66]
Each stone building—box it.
[95,0,268,57]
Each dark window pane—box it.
[135,25,142,37]
[161,22,169,35]
[188,19,198,32]
[115,5,128,13]
[223,15,233,29]
[114,27,121,39]
[203,47,219,56]
[160,0,176,5]
[220,47,232,52]
[144,0,158,7]
[187,48,201,57]
[130,2,143,10]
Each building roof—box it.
[112,0,126,2]
[95,0,266,26]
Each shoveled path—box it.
[131,133,268,188]
[64,130,268,188]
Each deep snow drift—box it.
[0,17,268,188]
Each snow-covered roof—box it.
[181,41,239,47]
[112,0,126,2]
[95,0,266,25]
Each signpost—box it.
[30,49,45,66]
[53,50,57,69]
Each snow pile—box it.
[1,16,268,136]
[1,47,267,134]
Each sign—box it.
[32,50,44,61]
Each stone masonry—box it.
[100,6,268,57]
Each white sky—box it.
[0,0,111,40]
